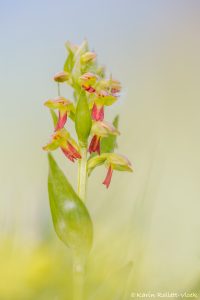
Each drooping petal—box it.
[67,142,82,159]
[55,111,68,131]
[102,165,113,188]
[91,103,104,121]
[89,135,101,154]
[61,141,81,162]
[96,138,100,155]
[61,147,75,162]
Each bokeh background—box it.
[1,0,200,299]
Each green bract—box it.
[48,154,93,256]
[75,92,92,146]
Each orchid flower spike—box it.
[43,129,81,162]
[44,96,75,131]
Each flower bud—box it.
[81,51,96,63]
[54,71,70,82]
[65,41,79,54]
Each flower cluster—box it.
[43,40,132,188]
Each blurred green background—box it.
[1,0,200,299]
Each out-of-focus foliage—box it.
[0,240,73,300]
[0,236,134,300]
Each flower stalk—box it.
[78,146,88,202]
[73,254,85,300]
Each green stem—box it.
[57,82,60,96]
[72,146,88,300]
[78,146,88,202]
[73,254,85,300]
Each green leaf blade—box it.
[48,153,93,256]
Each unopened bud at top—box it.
[54,71,70,83]
[65,41,79,54]
[81,51,96,63]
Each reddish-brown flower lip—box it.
[92,103,104,121]
[55,111,68,131]
[89,135,101,155]
[102,166,113,188]
[61,142,81,162]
